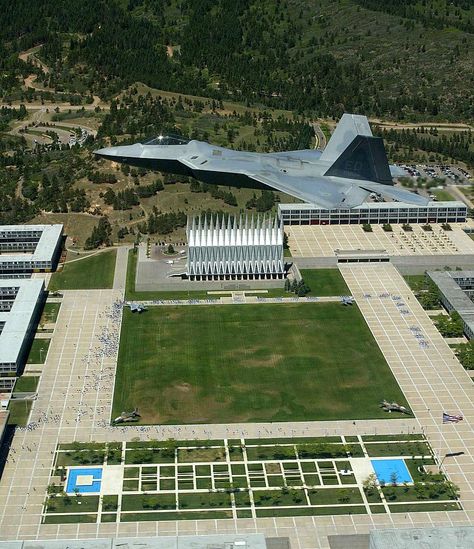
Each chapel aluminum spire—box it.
[186,214,285,280]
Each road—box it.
[371,119,474,132]
[449,186,474,208]
[312,122,327,150]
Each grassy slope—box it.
[433,189,456,201]
[7,401,32,426]
[27,339,50,364]
[113,303,407,424]
[40,302,61,324]
[300,269,350,296]
[49,249,117,290]
[13,376,39,392]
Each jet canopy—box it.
[142,134,190,146]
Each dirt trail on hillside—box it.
[372,119,473,131]
[18,45,101,107]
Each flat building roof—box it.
[0,279,44,365]
[0,224,63,264]
[279,200,466,212]
[0,534,270,549]
[369,526,474,549]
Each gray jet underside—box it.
[94,113,428,210]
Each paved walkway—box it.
[113,246,130,291]
[127,295,347,307]
[339,264,474,514]
[288,223,474,258]
[0,265,473,547]
[0,290,122,541]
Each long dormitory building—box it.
[278,201,467,226]
[0,225,62,391]
[0,224,63,277]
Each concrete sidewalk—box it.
[113,246,130,291]
[339,263,474,515]
[0,267,473,547]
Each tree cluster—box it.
[377,127,474,168]
[455,341,474,370]
[84,216,112,249]
[88,171,117,184]
[416,279,442,310]
[246,190,277,212]
[285,278,311,297]
[434,311,464,338]
[103,188,139,210]
[3,0,472,119]
[138,207,187,235]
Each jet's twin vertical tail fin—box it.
[321,113,393,185]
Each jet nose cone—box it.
[94,143,143,161]
[94,146,118,159]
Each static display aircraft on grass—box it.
[113,408,141,424]
[95,113,428,210]
[380,400,412,415]
[128,302,146,313]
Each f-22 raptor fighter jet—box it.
[95,113,427,210]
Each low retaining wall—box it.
[291,255,474,274]
[135,279,285,291]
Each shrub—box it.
[434,311,464,338]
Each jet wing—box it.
[250,170,430,209]
[250,171,370,209]
[359,181,430,206]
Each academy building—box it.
[0,224,63,391]
[278,201,467,226]
[186,214,285,281]
[0,278,45,390]
[0,224,63,277]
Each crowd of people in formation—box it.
[15,299,122,434]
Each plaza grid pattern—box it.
[287,224,474,258]
[0,251,473,547]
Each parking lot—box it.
[399,164,471,182]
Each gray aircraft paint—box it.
[95,113,427,209]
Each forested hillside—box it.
[1,0,473,121]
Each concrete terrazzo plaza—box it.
[0,252,473,547]
[287,223,474,258]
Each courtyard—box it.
[48,248,117,291]
[43,435,460,524]
[113,302,408,424]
